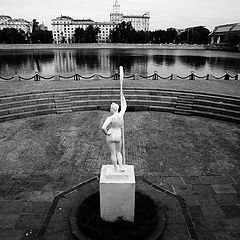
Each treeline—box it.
[0,28,26,44]
[74,21,210,44]
[0,20,211,44]
[110,22,210,44]
[0,28,53,44]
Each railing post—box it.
[34,71,40,81]
[94,74,100,80]
[13,75,20,81]
[152,71,158,80]
[207,74,213,80]
[54,75,60,81]
[114,70,119,80]
[189,71,195,80]
[134,73,139,80]
[74,70,78,80]
[171,74,177,80]
[224,72,229,80]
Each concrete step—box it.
[54,97,70,101]
[174,110,191,116]
[176,99,194,104]
[175,105,192,110]
[54,93,70,97]
[178,95,195,99]
[57,109,72,114]
[192,110,240,124]
[55,103,72,108]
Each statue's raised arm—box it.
[120,92,127,115]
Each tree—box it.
[110,21,138,43]
[165,28,178,43]
[84,25,99,43]
[31,30,53,43]
[74,25,99,43]
[230,35,240,47]
[0,28,26,44]
[75,28,85,43]
[176,26,210,44]
[32,19,39,32]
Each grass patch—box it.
[77,191,158,240]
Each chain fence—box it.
[0,72,239,82]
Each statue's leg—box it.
[107,141,118,171]
[116,141,125,172]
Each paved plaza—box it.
[0,78,240,240]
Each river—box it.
[0,48,240,78]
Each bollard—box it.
[224,72,229,80]
[74,70,79,80]
[207,74,213,80]
[34,72,40,81]
[54,75,60,81]
[114,70,118,80]
[189,71,195,80]
[134,73,139,80]
[94,74,100,80]
[13,75,20,81]
[171,74,177,80]
[152,71,158,80]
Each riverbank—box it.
[0,43,206,50]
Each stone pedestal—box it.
[100,165,135,222]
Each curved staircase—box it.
[0,88,239,124]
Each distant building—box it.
[96,22,117,43]
[51,1,150,43]
[51,16,117,43]
[0,15,30,33]
[210,23,240,47]
[110,0,150,31]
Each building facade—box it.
[0,15,31,33]
[110,0,150,31]
[51,1,150,43]
[51,16,117,43]
[210,23,240,47]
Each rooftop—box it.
[212,22,240,33]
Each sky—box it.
[0,0,239,31]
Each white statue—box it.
[102,67,127,172]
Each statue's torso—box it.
[107,113,123,142]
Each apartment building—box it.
[110,0,150,31]
[51,16,117,43]
[0,15,31,33]
[51,0,150,43]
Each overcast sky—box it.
[1,0,239,31]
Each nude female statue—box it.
[102,92,127,172]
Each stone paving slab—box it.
[212,184,237,194]
[0,174,240,239]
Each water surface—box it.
[0,49,239,78]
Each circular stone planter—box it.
[70,191,165,240]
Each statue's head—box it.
[110,102,119,113]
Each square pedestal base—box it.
[100,165,135,222]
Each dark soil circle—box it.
[77,191,159,240]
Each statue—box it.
[102,66,127,172]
